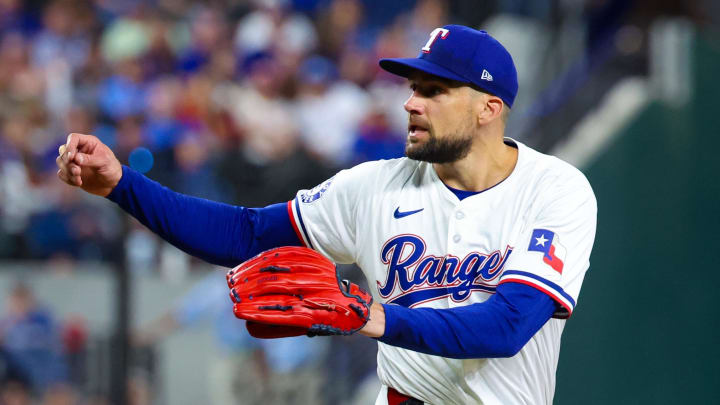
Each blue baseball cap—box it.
[379,25,518,107]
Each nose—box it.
[404,91,424,115]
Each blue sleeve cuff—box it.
[106,165,136,202]
[380,303,403,342]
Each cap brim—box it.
[379,58,469,84]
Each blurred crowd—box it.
[1,0,711,263]
[0,0,458,264]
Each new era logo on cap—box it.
[378,25,519,107]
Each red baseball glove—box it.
[227,246,373,338]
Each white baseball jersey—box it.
[287,138,597,405]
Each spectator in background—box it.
[220,51,297,165]
[31,0,92,73]
[177,6,229,74]
[212,51,333,207]
[0,114,45,258]
[139,14,176,80]
[314,0,365,60]
[172,132,229,202]
[96,56,146,123]
[351,108,405,164]
[234,0,317,59]
[141,77,184,152]
[0,33,46,141]
[336,44,375,88]
[0,284,68,395]
[98,14,149,121]
[293,55,369,167]
[32,0,93,122]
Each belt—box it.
[387,387,424,405]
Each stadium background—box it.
[1,0,718,404]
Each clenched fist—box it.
[56,133,123,197]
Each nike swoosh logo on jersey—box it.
[393,207,424,219]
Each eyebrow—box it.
[408,75,462,88]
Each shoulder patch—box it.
[300,177,334,203]
[528,229,566,274]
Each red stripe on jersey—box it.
[286,200,307,247]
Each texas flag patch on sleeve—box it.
[528,229,566,274]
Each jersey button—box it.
[453,234,461,243]
[455,211,465,220]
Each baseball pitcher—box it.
[56,25,597,405]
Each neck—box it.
[433,132,518,192]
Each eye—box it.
[409,83,445,97]
[427,86,443,96]
[420,85,444,97]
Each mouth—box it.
[408,123,430,139]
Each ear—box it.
[476,96,504,126]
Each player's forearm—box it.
[375,283,556,359]
[107,165,301,267]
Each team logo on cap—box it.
[421,28,450,53]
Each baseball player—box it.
[56,25,596,405]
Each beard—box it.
[405,132,473,164]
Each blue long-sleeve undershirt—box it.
[107,165,557,358]
[106,165,301,267]
[379,283,557,359]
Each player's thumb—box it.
[74,152,105,168]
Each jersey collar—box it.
[429,137,524,203]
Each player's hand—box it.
[56,133,123,197]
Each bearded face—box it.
[405,130,473,164]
